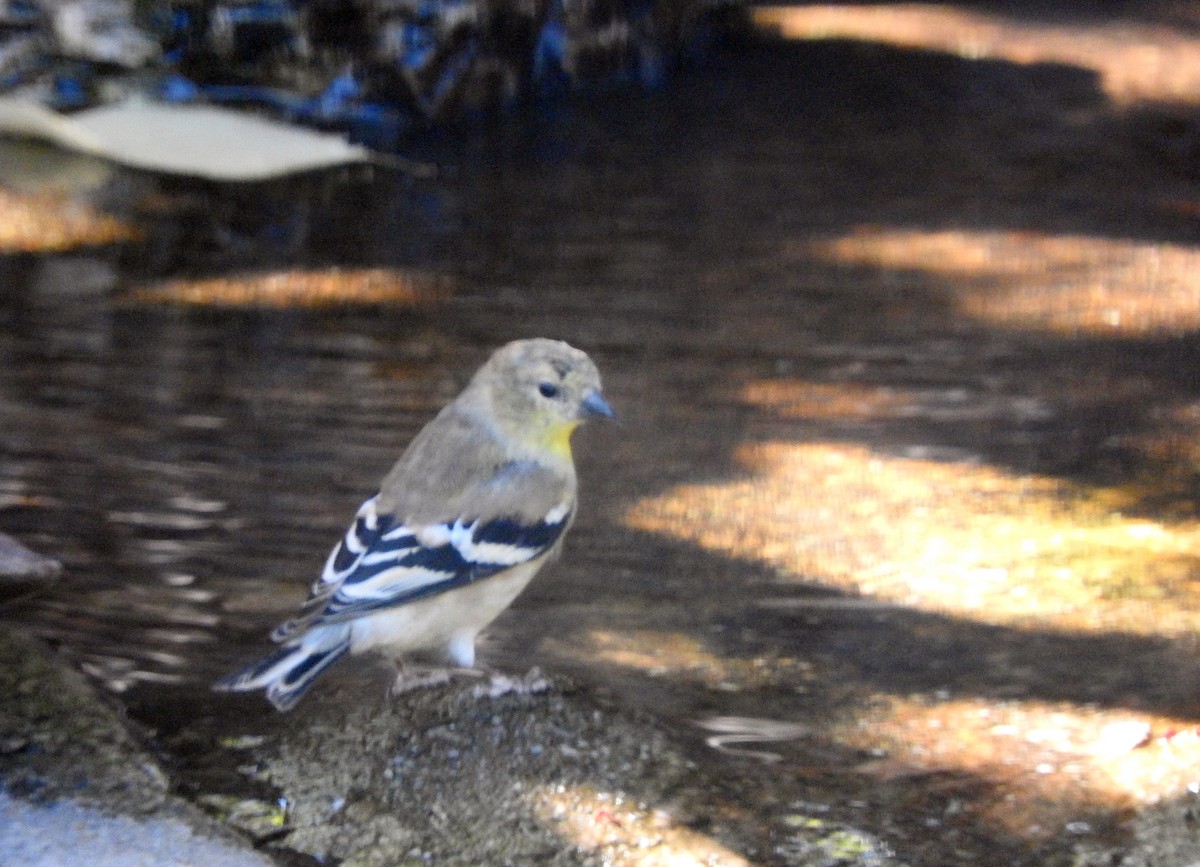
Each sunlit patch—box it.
[625,442,1200,636]
[752,3,1200,105]
[836,694,1200,839]
[610,383,1200,845]
[0,189,140,253]
[118,268,453,309]
[534,784,750,866]
[558,628,732,684]
[802,228,1200,336]
[543,628,815,691]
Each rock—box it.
[0,795,276,867]
[0,626,273,867]
[212,673,754,865]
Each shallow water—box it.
[5,14,1200,863]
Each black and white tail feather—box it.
[214,624,352,712]
[215,492,572,711]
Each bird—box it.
[214,338,614,711]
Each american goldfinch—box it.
[215,338,613,711]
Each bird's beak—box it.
[580,390,616,421]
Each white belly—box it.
[346,557,545,662]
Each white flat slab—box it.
[0,794,275,867]
[0,96,370,181]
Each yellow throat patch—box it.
[544,420,579,459]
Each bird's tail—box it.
[214,625,351,712]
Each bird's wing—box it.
[271,462,572,641]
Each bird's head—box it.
[473,338,615,459]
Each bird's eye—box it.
[538,382,561,399]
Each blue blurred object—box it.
[146,5,193,53]
[1,0,42,27]
[312,69,359,119]
[0,0,738,145]
[50,71,88,108]
[149,69,409,149]
[157,72,199,101]
[400,18,438,72]
[532,9,569,93]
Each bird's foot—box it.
[390,664,485,696]
[470,666,552,699]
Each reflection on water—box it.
[4,19,1200,863]
[697,716,812,763]
[0,139,116,196]
[119,267,454,309]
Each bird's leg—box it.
[447,632,554,697]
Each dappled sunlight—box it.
[533,784,750,866]
[838,694,1200,838]
[625,440,1200,636]
[803,227,1200,336]
[550,628,734,685]
[117,268,453,309]
[753,3,1200,105]
[0,188,140,253]
[624,373,1200,831]
[542,627,816,692]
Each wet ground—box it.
[5,1,1200,863]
